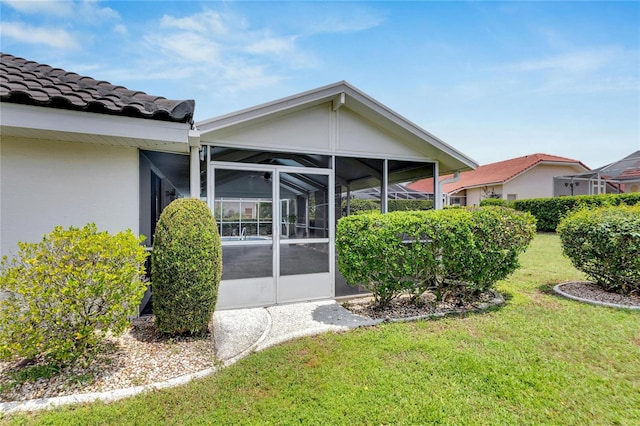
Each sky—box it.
[1,1,638,169]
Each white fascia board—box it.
[0,103,191,145]
[197,81,348,132]
[197,81,477,173]
[340,83,478,172]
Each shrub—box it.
[557,205,640,296]
[512,193,640,232]
[336,207,536,307]
[464,207,536,292]
[0,224,147,364]
[336,210,476,305]
[152,198,222,335]
[388,199,434,212]
[479,198,511,207]
[341,198,433,216]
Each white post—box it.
[382,159,389,213]
[434,162,442,210]
[190,146,200,199]
[189,129,201,199]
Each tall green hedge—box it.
[152,199,222,335]
[557,205,640,296]
[342,198,434,216]
[336,207,536,307]
[512,193,640,232]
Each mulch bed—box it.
[556,281,640,308]
[342,291,499,320]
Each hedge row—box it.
[506,193,640,232]
[342,198,434,215]
[558,205,640,296]
[336,207,536,307]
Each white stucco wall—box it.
[465,186,502,207]
[503,164,584,200]
[1,137,139,257]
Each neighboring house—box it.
[554,150,640,196]
[1,52,477,310]
[408,153,589,206]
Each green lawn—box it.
[3,233,640,425]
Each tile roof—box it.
[409,153,588,194]
[0,52,194,124]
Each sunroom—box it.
[195,82,477,310]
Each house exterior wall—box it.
[504,164,584,200]
[202,103,434,161]
[464,185,502,206]
[1,136,139,257]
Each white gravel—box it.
[0,316,216,403]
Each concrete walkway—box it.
[213,300,383,365]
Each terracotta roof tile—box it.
[409,153,589,193]
[1,52,194,123]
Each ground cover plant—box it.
[5,233,639,425]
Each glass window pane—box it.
[280,243,329,276]
[214,169,273,238]
[280,173,329,239]
[222,245,273,280]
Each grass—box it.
[3,233,639,425]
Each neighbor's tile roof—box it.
[409,153,589,194]
[0,52,194,123]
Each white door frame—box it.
[211,161,334,309]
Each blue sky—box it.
[1,1,638,168]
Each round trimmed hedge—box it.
[557,205,640,296]
[152,198,222,335]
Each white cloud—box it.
[308,13,384,34]
[509,49,621,73]
[1,0,119,20]
[113,23,128,36]
[77,1,119,21]
[160,10,228,35]
[245,35,296,55]
[0,21,79,49]
[147,32,221,62]
[1,0,74,17]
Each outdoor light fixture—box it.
[564,181,579,195]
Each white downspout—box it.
[438,171,460,208]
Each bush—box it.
[479,198,511,207]
[557,205,640,296]
[152,198,222,335]
[512,193,640,232]
[0,224,147,364]
[336,207,536,307]
[342,198,433,216]
[464,207,536,292]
